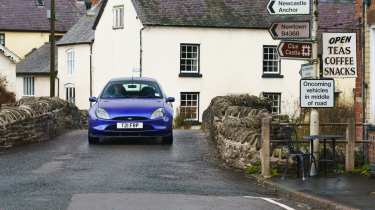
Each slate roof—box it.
[57,6,100,46]
[0,0,86,32]
[16,43,56,75]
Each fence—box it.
[260,118,373,177]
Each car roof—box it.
[109,77,157,82]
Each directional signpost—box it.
[278,42,312,59]
[269,22,311,40]
[267,0,311,15]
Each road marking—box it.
[244,196,295,210]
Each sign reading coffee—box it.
[322,33,357,78]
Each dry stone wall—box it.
[0,97,85,148]
[202,95,272,169]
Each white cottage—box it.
[0,45,20,94]
[89,0,306,122]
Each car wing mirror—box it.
[89,97,98,103]
[166,97,175,103]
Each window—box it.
[180,92,200,121]
[0,34,4,46]
[113,6,124,29]
[36,0,45,6]
[67,49,75,75]
[66,86,76,104]
[263,93,281,115]
[180,44,200,76]
[23,77,35,96]
[263,46,281,77]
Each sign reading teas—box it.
[300,79,335,108]
[323,33,357,78]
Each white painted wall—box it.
[16,75,50,99]
[0,54,16,94]
[142,27,304,120]
[92,0,143,96]
[58,44,92,110]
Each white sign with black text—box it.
[322,33,357,78]
[267,0,311,15]
[300,79,335,108]
[300,64,315,78]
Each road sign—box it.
[278,42,312,59]
[300,79,335,108]
[300,64,316,78]
[269,22,310,40]
[267,0,311,15]
[322,33,357,78]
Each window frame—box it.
[0,33,5,46]
[179,43,202,77]
[262,92,281,115]
[23,76,35,96]
[262,45,283,78]
[180,92,200,122]
[113,5,124,29]
[66,49,75,75]
[65,84,76,104]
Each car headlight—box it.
[96,108,110,120]
[151,108,165,120]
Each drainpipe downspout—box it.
[139,27,145,78]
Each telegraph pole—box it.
[49,0,56,97]
[310,0,320,176]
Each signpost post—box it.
[267,0,311,15]
[269,22,311,40]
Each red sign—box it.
[278,42,312,59]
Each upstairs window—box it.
[180,44,200,76]
[36,0,45,6]
[263,45,281,77]
[113,6,124,29]
[23,77,35,96]
[263,92,281,115]
[67,49,75,75]
[0,34,4,46]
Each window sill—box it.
[179,73,203,78]
[262,74,284,79]
[112,27,124,30]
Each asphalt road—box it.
[0,130,306,210]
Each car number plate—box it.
[117,122,143,129]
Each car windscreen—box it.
[100,80,163,99]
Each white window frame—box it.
[263,92,281,115]
[263,45,280,75]
[0,33,5,46]
[113,5,124,29]
[180,44,200,74]
[180,92,200,121]
[23,76,35,96]
[66,49,75,75]
[65,84,76,104]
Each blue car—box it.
[88,77,175,145]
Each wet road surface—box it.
[0,130,305,210]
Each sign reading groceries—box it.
[322,33,357,78]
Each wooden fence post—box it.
[345,121,355,172]
[261,116,271,178]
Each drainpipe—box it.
[139,27,145,77]
[90,42,93,107]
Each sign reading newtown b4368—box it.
[323,33,357,78]
[300,79,335,108]
[267,0,311,15]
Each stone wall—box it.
[202,95,272,169]
[0,97,85,148]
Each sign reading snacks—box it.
[300,79,335,108]
[267,0,311,15]
[269,22,311,40]
[278,42,312,59]
[322,33,357,78]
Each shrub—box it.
[0,75,16,108]
[173,107,192,129]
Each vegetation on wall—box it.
[0,75,16,108]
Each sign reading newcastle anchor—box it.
[300,79,335,108]
[322,33,357,78]
[267,0,311,15]
[278,42,312,59]
[269,22,311,40]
